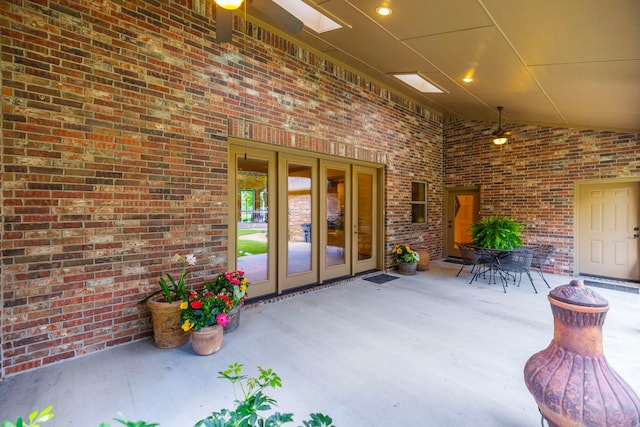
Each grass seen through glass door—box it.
[238,229,267,256]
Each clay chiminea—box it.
[524,280,640,426]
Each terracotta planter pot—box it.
[191,324,224,356]
[224,306,242,334]
[414,248,430,271]
[397,262,417,275]
[146,294,190,348]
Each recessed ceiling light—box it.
[463,77,473,83]
[376,6,392,16]
[392,73,443,93]
[272,0,342,33]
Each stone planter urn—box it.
[191,324,224,356]
[146,294,190,348]
[524,280,640,427]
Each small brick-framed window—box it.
[411,181,427,223]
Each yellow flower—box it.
[181,319,194,332]
[179,302,188,310]
[406,247,412,253]
[240,284,247,291]
[241,278,248,285]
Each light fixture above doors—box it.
[214,0,244,10]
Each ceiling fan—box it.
[214,0,304,43]
[491,106,511,145]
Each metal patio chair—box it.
[495,248,537,293]
[531,245,555,288]
[455,243,482,277]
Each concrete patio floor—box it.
[1,260,639,426]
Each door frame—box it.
[229,146,278,297]
[278,154,319,291]
[574,177,640,282]
[352,165,381,274]
[319,160,352,282]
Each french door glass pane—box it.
[288,164,312,275]
[326,168,346,267]
[357,172,373,261]
[237,157,268,283]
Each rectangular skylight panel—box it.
[272,0,342,33]
[392,73,443,93]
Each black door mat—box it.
[364,274,399,284]
[584,280,639,294]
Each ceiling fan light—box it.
[493,137,508,145]
[215,0,244,10]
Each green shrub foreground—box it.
[2,363,335,427]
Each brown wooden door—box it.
[444,187,480,258]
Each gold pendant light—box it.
[215,0,244,10]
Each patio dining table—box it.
[468,246,508,284]
[470,246,541,293]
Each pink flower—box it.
[216,313,230,327]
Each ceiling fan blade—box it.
[250,0,304,34]
[216,7,234,43]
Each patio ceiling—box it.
[246,0,640,132]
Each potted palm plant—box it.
[139,253,196,348]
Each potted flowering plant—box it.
[391,244,420,275]
[181,290,231,355]
[205,270,248,333]
[140,253,196,349]
[206,270,248,309]
[180,290,230,332]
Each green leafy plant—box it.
[391,244,420,265]
[195,363,334,427]
[138,253,196,304]
[100,416,159,427]
[470,215,524,250]
[3,364,334,427]
[2,406,53,427]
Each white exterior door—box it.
[577,181,640,281]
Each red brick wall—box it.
[1,0,442,376]
[443,119,639,275]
